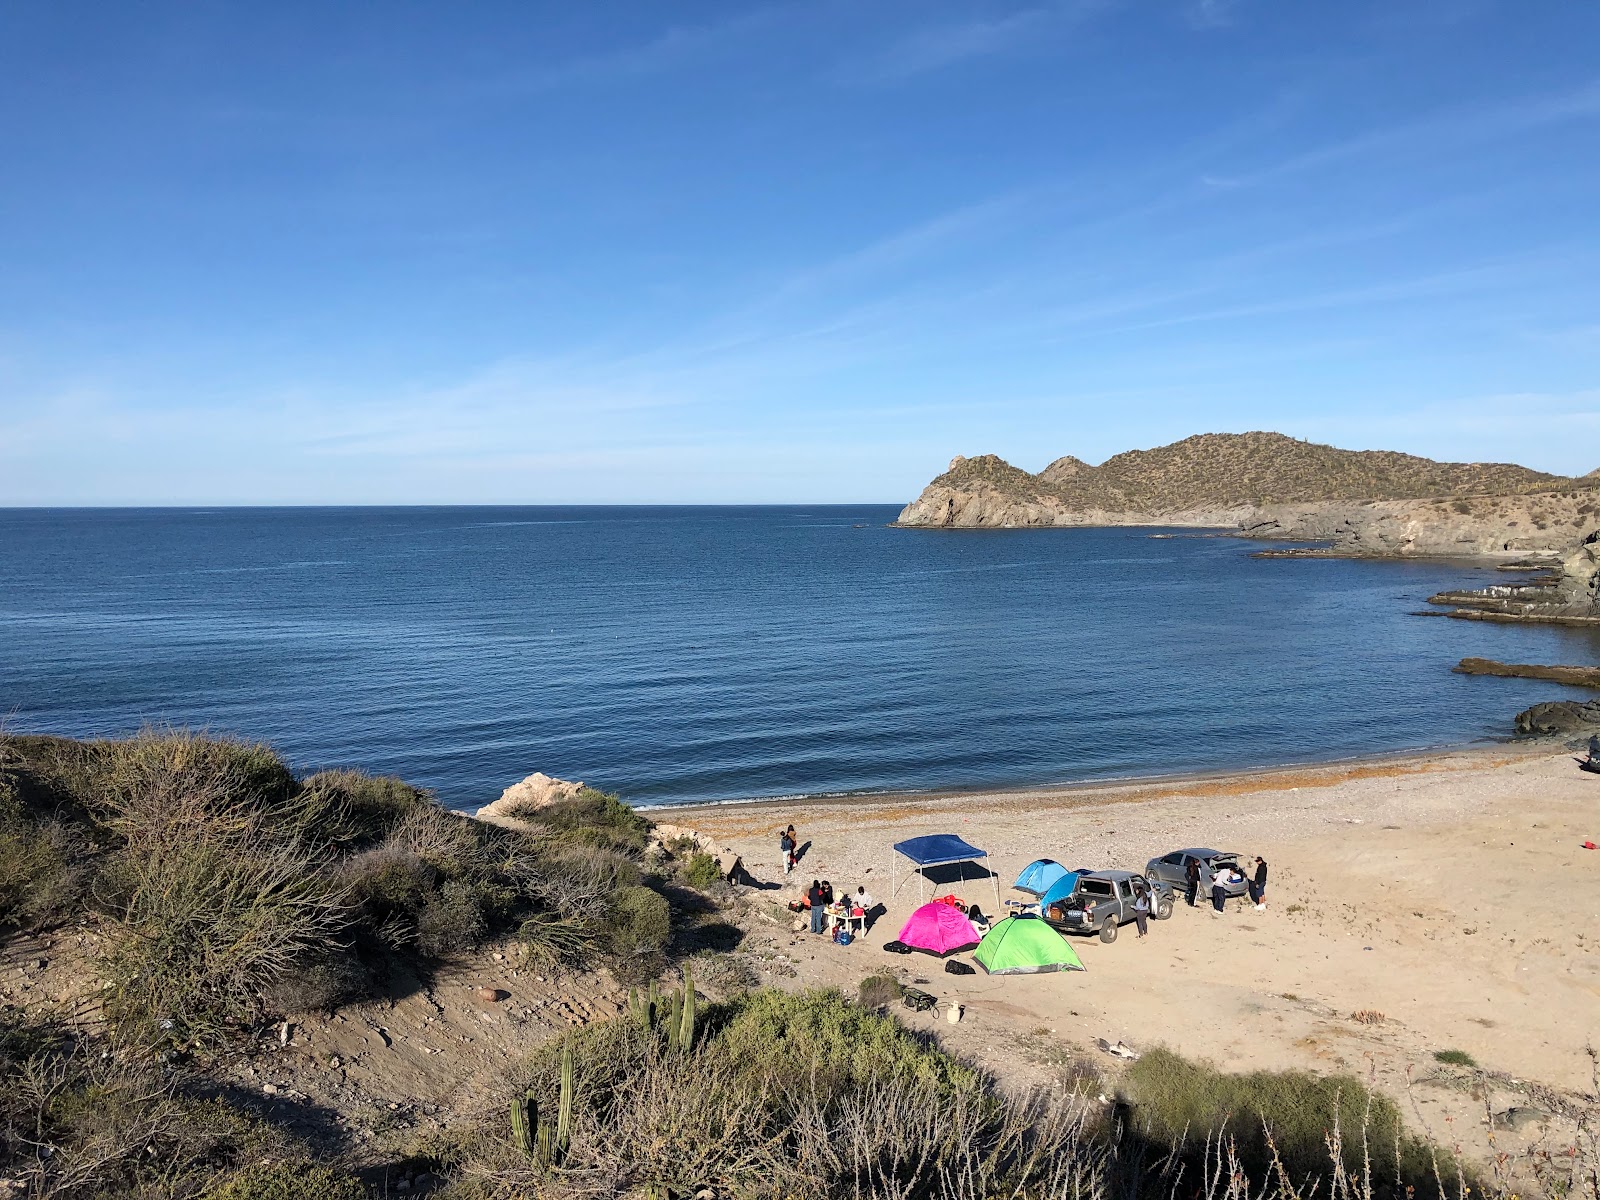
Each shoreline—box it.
[656,737,1554,821]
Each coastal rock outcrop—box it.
[1454,658,1600,687]
[474,771,586,830]
[1514,700,1600,736]
[896,432,1600,559]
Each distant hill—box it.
[896,432,1599,555]
[935,432,1573,512]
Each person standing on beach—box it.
[780,828,795,875]
[1185,857,1201,907]
[1251,857,1268,908]
[786,824,800,871]
[1210,871,1227,915]
[1132,887,1150,938]
[808,880,826,934]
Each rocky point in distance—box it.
[896,431,1600,558]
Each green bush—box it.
[682,850,723,889]
[516,788,651,854]
[342,845,435,927]
[606,885,672,982]
[204,1161,367,1199]
[1433,1048,1477,1067]
[1124,1046,1452,1188]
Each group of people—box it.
[1183,856,1269,914]
[800,879,875,940]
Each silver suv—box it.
[1144,848,1248,898]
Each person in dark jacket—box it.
[1185,857,1201,907]
[1132,885,1151,938]
[1250,857,1268,907]
[808,880,826,934]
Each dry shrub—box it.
[297,767,434,849]
[857,970,902,1010]
[94,734,348,1047]
[0,809,85,930]
[202,1161,367,1199]
[0,1017,298,1199]
[525,845,641,923]
[1351,1009,1387,1025]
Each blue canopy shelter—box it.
[1013,858,1069,897]
[892,834,1001,907]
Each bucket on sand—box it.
[946,1003,964,1025]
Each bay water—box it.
[2,505,1595,809]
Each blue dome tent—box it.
[1013,858,1069,896]
[1037,870,1083,916]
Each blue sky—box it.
[2,1,1598,504]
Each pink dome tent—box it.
[896,900,982,957]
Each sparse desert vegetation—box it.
[1,730,1594,1199]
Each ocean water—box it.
[2,506,1596,810]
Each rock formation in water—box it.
[1514,699,1600,736]
[1454,658,1600,687]
[897,432,1599,557]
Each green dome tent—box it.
[974,914,1085,975]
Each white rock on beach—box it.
[473,771,586,830]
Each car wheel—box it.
[1099,920,1118,943]
[1155,899,1173,920]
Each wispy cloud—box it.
[488,8,785,92]
[1222,78,1600,187]
[1186,0,1243,29]
[843,0,1116,83]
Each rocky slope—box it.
[897,432,1599,558]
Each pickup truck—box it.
[1042,870,1173,943]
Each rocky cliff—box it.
[897,433,1599,558]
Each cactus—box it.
[510,1089,536,1157]
[556,1044,574,1160]
[679,968,696,1052]
[665,988,683,1051]
[628,985,650,1031]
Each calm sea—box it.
[2,506,1595,809]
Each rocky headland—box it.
[896,432,1599,559]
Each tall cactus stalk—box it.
[679,968,696,1052]
[556,1044,574,1161]
[510,1089,536,1157]
[665,1005,679,1051]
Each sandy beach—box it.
[671,742,1600,1165]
